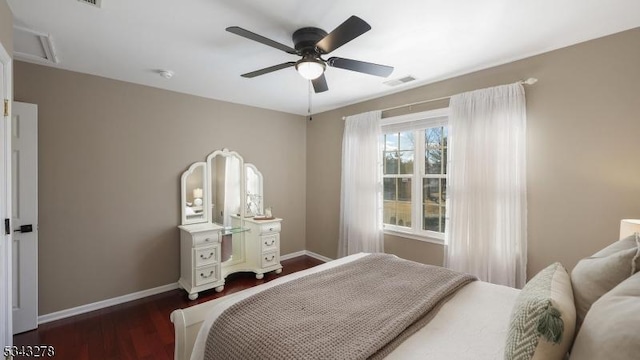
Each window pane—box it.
[384,204,395,225]
[423,178,440,205]
[384,152,398,175]
[442,127,448,147]
[385,133,399,151]
[443,146,447,175]
[425,149,442,174]
[441,179,447,203]
[423,204,440,232]
[399,132,414,151]
[442,127,448,174]
[423,178,446,233]
[383,178,396,201]
[425,127,443,148]
[399,151,414,174]
[383,178,411,228]
[398,178,411,201]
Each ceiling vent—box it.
[384,75,416,87]
[77,0,102,8]
[13,26,59,64]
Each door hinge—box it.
[4,218,9,235]
[3,99,7,116]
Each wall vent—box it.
[77,0,102,8]
[384,75,417,87]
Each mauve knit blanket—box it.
[204,253,476,360]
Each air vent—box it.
[77,0,102,8]
[384,75,416,87]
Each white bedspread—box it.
[191,253,519,360]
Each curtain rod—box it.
[341,77,538,120]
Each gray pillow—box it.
[570,234,640,327]
[569,270,640,360]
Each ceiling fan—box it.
[226,16,394,93]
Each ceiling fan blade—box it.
[327,57,394,77]
[312,74,328,93]
[226,26,297,54]
[315,16,371,54]
[241,62,296,78]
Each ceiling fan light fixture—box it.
[295,58,325,80]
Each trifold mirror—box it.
[181,149,266,226]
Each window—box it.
[381,109,448,242]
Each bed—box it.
[171,234,640,360]
[171,253,520,360]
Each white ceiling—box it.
[7,0,640,115]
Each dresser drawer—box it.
[193,231,219,247]
[194,265,219,286]
[260,234,279,253]
[194,245,218,267]
[261,251,279,268]
[258,222,281,235]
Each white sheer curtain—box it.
[445,83,527,288]
[338,111,384,257]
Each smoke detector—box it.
[159,70,174,79]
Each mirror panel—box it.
[245,163,264,216]
[180,162,208,225]
[207,149,245,265]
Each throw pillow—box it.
[569,270,640,360]
[504,262,576,360]
[570,234,640,327]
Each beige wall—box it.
[0,0,12,56]
[306,28,640,278]
[14,62,306,314]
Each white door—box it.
[11,102,38,334]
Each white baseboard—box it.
[38,283,179,324]
[39,251,334,324]
[280,250,307,260]
[281,250,333,263]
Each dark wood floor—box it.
[13,255,324,360]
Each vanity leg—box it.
[215,285,224,293]
[275,268,282,274]
[255,273,264,280]
[188,292,199,301]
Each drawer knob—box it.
[200,271,214,279]
[269,227,273,232]
[204,238,211,242]
[200,252,214,260]
[264,239,275,246]
[265,255,275,262]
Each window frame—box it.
[380,108,449,244]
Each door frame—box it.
[0,41,13,347]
